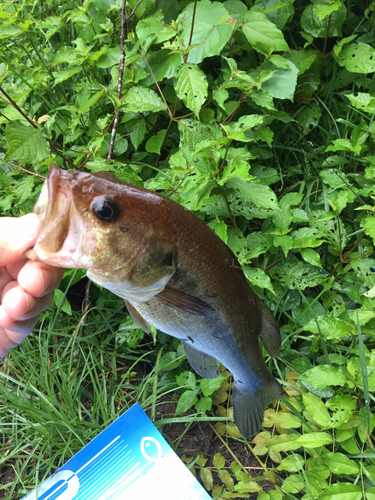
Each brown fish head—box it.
[29,165,176,300]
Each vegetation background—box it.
[1,0,375,498]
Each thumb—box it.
[0,214,41,267]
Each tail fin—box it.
[256,296,281,357]
[232,376,287,439]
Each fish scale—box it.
[28,164,287,439]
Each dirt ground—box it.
[1,403,278,499]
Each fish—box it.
[27,164,286,439]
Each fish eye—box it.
[92,198,121,222]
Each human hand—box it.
[0,214,65,360]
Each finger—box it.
[0,267,12,294]
[2,285,54,321]
[0,309,40,360]
[18,261,65,298]
[0,214,41,267]
[6,257,27,280]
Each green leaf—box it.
[145,129,167,154]
[96,47,121,68]
[123,87,167,113]
[303,316,356,340]
[227,178,278,210]
[299,365,347,389]
[52,66,83,84]
[346,93,375,114]
[195,396,212,412]
[175,64,208,118]
[130,119,146,150]
[267,434,301,452]
[176,371,196,390]
[243,267,275,294]
[320,168,350,188]
[54,289,72,315]
[14,176,35,205]
[213,452,226,469]
[200,376,227,397]
[302,392,331,427]
[242,9,289,56]
[50,47,77,65]
[301,248,323,268]
[267,411,301,429]
[361,215,375,244]
[5,121,50,163]
[301,3,346,38]
[175,388,199,415]
[317,482,362,499]
[270,260,326,290]
[285,49,317,75]
[282,474,304,493]
[218,469,234,489]
[313,0,341,20]
[262,60,299,101]
[273,235,293,257]
[116,317,145,347]
[295,432,333,448]
[180,0,234,64]
[322,452,359,475]
[200,467,213,491]
[213,88,229,110]
[278,454,304,472]
[338,43,375,74]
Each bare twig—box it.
[0,86,38,128]
[108,0,127,159]
[126,0,144,21]
[188,1,198,47]
[141,54,173,117]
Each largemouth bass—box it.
[27,164,286,438]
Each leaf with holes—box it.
[338,43,375,74]
[269,259,326,290]
[175,64,208,118]
[243,267,275,294]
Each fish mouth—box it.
[26,164,89,268]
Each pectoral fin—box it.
[155,287,214,317]
[124,300,151,334]
[183,342,220,378]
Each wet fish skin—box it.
[29,164,286,439]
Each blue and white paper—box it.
[23,403,211,500]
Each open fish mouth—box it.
[26,165,91,268]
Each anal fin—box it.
[183,341,220,379]
[124,300,151,334]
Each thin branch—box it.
[0,87,38,128]
[108,0,127,159]
[126,0,144,21]
[141,53,173,117]
[188,1,198,47]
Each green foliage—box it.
[2,0,375,498]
